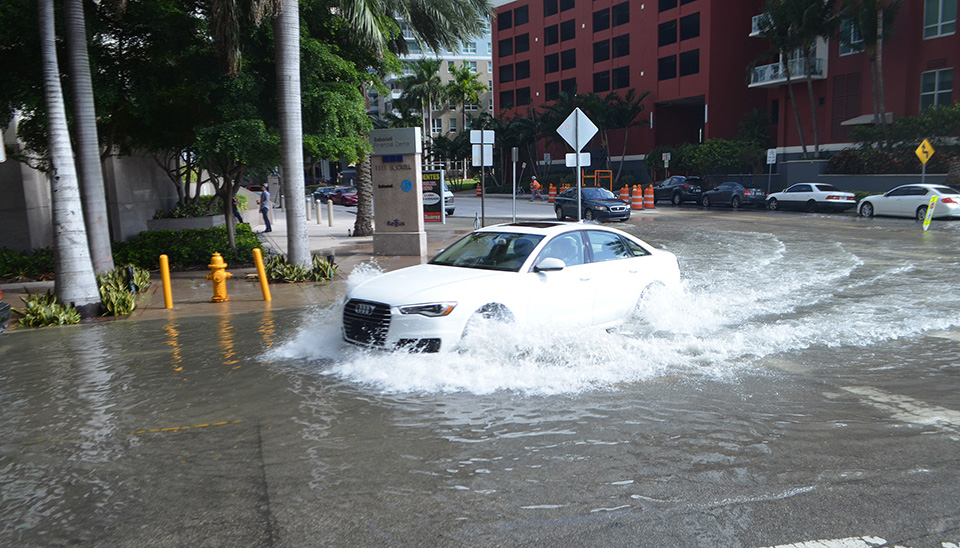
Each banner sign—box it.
[422,170,445,223]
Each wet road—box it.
[2,207,960,547]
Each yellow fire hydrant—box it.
[205,252,233,302]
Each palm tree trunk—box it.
[353,156,374,236]
[782,55,809,159]
[64,0,114,274]
[38,0,101,317]
[274,0,310,267]
[803,54,821,159]
[876,8,891,152]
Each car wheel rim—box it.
[555,207,564,221]
[769,199,778,211]
[861,203,873,217]
[806,200,817,213]
[703,197,710,207]
[917,207,927,222]
[584,210,594,221]
[732,197,740,208]
[672,194,681,205]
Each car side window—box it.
[623,237,650,257]
[887,187,912,196]
[788,184,811,193]
[585,230,632,262]
[909,187,929,196]
[539,234,585,267]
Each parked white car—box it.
[766,182,857,212]
[858,184,960,221]
[342,222,681,352]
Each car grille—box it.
[343,299,391,346]
[610,205,628,212]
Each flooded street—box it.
[2,210,960,547]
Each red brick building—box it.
[492,0,957,170]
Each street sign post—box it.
[915,139,935,184]
[556,108,599,221]
[470,130,495,226]
[766,148,777,193]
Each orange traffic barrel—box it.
[644,185,655,208]
[631,185,644,210]
[619,185,629,202]
[548,184,556,203]
[476,183,481,197]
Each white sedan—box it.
[342,222,681,352]
[858,184,960,221]
[766,182,857,212]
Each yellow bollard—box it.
[204,252,233,303]
[252,248,271,302]
[159,254,173,309]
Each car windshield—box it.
[815,184,841,192]
[582,187,617,200]
[430,232,545,272]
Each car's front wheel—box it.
[583,209,595,221]
[768,198,779,211]
[702,195,712,208]
[555,205,566,221]
[916,205,928,222]
[462,304,514,340]
[859,202,874,217]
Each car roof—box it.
[478,222,629,238]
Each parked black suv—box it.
[652,176,705,206]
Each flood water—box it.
[2,211,960,547]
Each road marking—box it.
[760,536,887,548]
[133,419,243,435]
[840,386,960,441]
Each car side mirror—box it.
[534,257,565,272]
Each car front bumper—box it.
[342,298,465,352]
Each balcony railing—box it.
[750,14,770,36]
[749,57,825,87]
[390,89,404,100]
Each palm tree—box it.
[608,89,651,184]
[791,0,839,159]
[756,0,809,159]
[445,63,488,135]
[841,0,903,151]
[399,58,445,151]
[64,0,114,275]
[38,0,101,317]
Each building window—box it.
[679,49,699,76]
[517,60,531,80]
[680,13,700,40]
[561,77,577,93]
[920,68,954,108]
[612,34,629,58]
[560,19,576,41]
[545,53,560,73]
[839,18,863,55]
[500,64,514,83]
[432,119,442,133]
[515,5,530,26]
[544,0,558,17]
[658,20,677,46]
[489,98,494,110]
[561,48,576,70]
[612,66,630,89]
[487,61,493,73]
[545,81,560,101]
[560,0,575,12]
[517,87,532,106]
[465,104,479,111]
[545,25,559,45]
[498,38,513,57]
[594,40,610,63]
[659,0,677,11]
[658,55,677,80]
[612,2,630,26]
[594,70,611,92]
[515,33,530,53]
[925,0,957,38]
[450,118,457,132]
[466,61,478,73]
[498,10,513,30]
[594,8,610,32]
[464,42,477,54]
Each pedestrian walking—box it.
[232,197,244,223]
[258,187,272,232]
[529,176,544,201]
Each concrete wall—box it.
[0,148,53,252]
[103,154,180,242]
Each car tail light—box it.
[941,197,957,204]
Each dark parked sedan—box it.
[554,187,630,222]
[652,176,705,205]
[312,186,341,203]
[701,182,766,208]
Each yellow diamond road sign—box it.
[915,139,935,165]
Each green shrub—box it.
[0,247,55,282]
[310,255,338,281]
[153,194,249,219]
[96,264,152,316]
[113,224,262,270]
[14,291,81,327]
[264,254,338,283]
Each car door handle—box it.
[629,269,639,274]
[580,277,591,282]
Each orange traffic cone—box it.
[548,184,556,203]
[644,185,655,209]
[476,183,481,197]
[619,185,629,202]
[631,185,644,210]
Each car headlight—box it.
[595,206,608,211]
[399,302,458,317]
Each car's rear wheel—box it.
[731,196,741,208]
[583,209,595,221]
[859,202,874,217]
[805,200,818,213]
[768,198,779,211]
[702,195,712,208]
[916,205,928,222]
[671,193,682,206]
[555,205,566,221]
